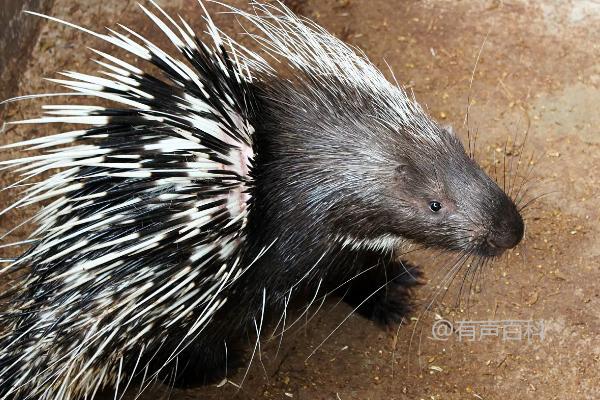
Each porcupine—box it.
[0,1,525,399]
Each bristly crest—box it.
[223,1,443,146]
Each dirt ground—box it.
[1,0,598,399]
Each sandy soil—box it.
[1,1,598,399]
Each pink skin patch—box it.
[218,123,255,221]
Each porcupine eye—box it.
[429,201,442,212]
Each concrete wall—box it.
[0,0,54,104]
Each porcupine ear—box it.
[0,2,275,398]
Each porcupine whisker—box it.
[384,58,401,89]
[489,139,500,184]
[285,251,329,295]
[414,252,474,371]
[513,151,539,206]
[514,175,542,212]
[458,255,481,315]
[390,314,408,379]
[518,189,557,212]
[400,247,451,305]
[133,354,154,400]
[464,29,490,159]
[472,256,489,299]
[147,297,229,381]
[504,119,523,199]
[510,146,532,204]
[464,255,486,314]
[516,178,548,213]
[507,122,531,200]
[271,262,351,360]
[519,232,532,272]
[473,255,488,296]
[457,253,484,311]
[313,287,351,328]
[471,125,480,162]
[426,248,474,312]
[503,135,510,193]
[394,248,470,373]
[316,263,382,304]
[454,255,473,309]
[515,170,548,212]
[455,257,475,312]
[405,249,471,371]
[269,289,290,340]
[140,321,207,394]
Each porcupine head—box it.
[248,28,524,274]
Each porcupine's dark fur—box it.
[0,1,524,399]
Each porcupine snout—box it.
[484,196,524,255]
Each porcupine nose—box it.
[487,202,524,251]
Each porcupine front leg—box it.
[341,251,422,326]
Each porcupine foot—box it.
[343,258,422,326]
